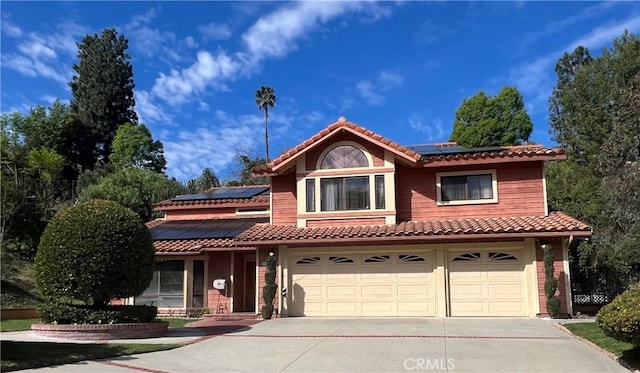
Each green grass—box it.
[565,322,640,370]
[1,341,181,372]
[0,251,41,309]
[164,318,200,328]
[0,318,39,332]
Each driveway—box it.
[22,318,627,373]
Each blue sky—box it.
[1,1,638,182]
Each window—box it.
[321,176,370,211]
[364,255,390,263]
[296,257,320,265]
[489,252,519,261]
[437,170,498,205]
[452,252,481,262]
[399,254,426,262]
[320,145,369,169]
[306,179,315,212]
[192,260,205,307]
[136,260,184,307]
[375,175,385,209]
[329,256,354,264]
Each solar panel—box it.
[407,144,469,156]
[150,218,268,240]
[171,186,270,202]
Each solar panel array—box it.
[172,186,269,202]
[151,217,269,240]
[407,144,506,156]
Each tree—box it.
[186,167,220,193]
[226,155,269,186]
[79,168,187,221]
[255,86,276,161]
[110,123,166,173]
[35,199,154,307]
[70,28,137,162]
[450,86,533,148]
[547,31,640,297]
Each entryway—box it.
[233,252,256,312]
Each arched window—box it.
[320,145,369,169]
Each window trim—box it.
[315,141,374,171]
[436,169,498,206]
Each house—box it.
[140,117,591,318]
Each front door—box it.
[245,261,256,312]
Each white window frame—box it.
[436,169,498,206]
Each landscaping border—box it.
[31,321,168,340]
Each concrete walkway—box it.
[10,318,628,373]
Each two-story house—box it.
[141,117,591,318]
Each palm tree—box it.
[255,86,276,161]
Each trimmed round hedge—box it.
[596,285,640,346]
[35,199,155,307]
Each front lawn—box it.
[1,341,180,372]
[0,318,39,332]
[564,322,640,370]
[164,318,201,328]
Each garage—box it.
[448,250,528,317]
[289,251,435,317]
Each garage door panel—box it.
[326,286,357,297]
[488,284,524,297]
[449,250,527,317]
[290,251,434,317]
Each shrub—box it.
[35,199,155,307]
[38,303,157,324]
[261,254,277,319]
[543,244,561,318]
[596,286,640,346]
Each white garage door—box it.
[448,250,527,317]
[289,251,434,316]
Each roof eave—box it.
[420,153,566,167]
[235,230,592,247]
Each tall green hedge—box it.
[35,199,155,307]
[543,244,561,318]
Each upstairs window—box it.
[320,145,369,169]
[437,170,498,205]
[321,176,369,211]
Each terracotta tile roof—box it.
[153,186,270,210]
[253,117,422,175]
[154,238,234,254]
[236,212,591,245]
[420,145,565,165]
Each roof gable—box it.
[254,117,421,175]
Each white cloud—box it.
[135,90,173,125]
[355,70,404,105]
[1,19,86,86]
[162,110,260,181]
[150,1,393,105]
[408,115,447,142]
[151,51,237,105]
[198,22,232,40]
[198,102,210,112]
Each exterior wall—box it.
[306,217,386,227]
[535,237,569,316]
[207,252,232,313]
[257,247,279,315]
[165,207,237,220]
[272,173,297,225]
[396,161,546,220]
[305,132,385,170]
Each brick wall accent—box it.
[535,237,568,317]
[396,161,546,220]
[31,321,168,340]
[271,173,297,225]
[306,217,386,227]
[208,252,232,313]
[257,247,279,316]
[305,132,385,170]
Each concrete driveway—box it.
[22,318,627,373]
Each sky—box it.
[1,1,639,182]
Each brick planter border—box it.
[31,321,169,340]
